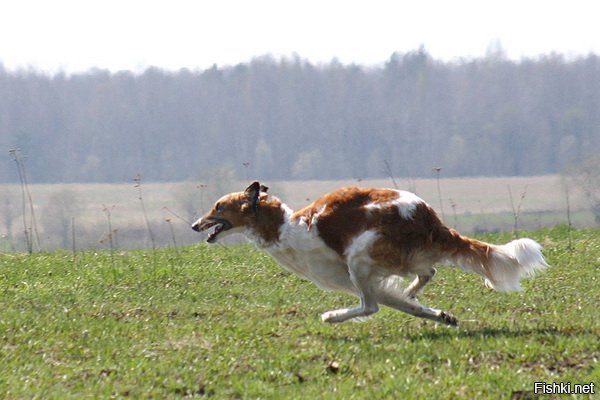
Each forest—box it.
[1,49,599,184]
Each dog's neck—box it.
[244,197,292,248]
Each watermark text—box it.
[534,381,595,395]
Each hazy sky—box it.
[1,0,598,74]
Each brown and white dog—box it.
[192,181,548,325]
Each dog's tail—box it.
[441,229,548,291]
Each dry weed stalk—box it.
[507,184,528,237]
[71,216,77,262]
[133,174,156,250]
[432,167,445,221]
[9,149,41,253]
[383,159,399,189]
[565,184,573,250]
[102,204,117,272]
[449,198,458,230]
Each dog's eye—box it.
[215,202,224,211]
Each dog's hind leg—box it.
[377,288,458,326]
[403,267,437,299]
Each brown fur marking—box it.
[293,187,405,256]
[250,193,285,244]
[295,188,494,277]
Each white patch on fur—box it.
[484,238,549,291]
[344,230,378,260]
[364,190,424,219]
[262,203,357,294]
[343,229,408,297]
[310,205,327,228]
[395,190,425,219]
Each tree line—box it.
[1,49,599,183]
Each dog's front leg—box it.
[320,296,379,323]
[321,259,379,323]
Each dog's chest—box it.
[263,223,355,293]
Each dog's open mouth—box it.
[195,219,232,243]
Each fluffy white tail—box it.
[452,236,548,292]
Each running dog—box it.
[192,181,548,325]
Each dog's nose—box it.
[191,220,202,232]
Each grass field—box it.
[1,227,599,399]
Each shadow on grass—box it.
[405,325,597,341]
[319,325,597,343]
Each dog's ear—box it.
[244,181,261,215]
[260,184,269,193]
[244,181,261,198]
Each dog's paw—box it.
[439,311,458,326]
[321,310,344,324]
[321,311,338,323]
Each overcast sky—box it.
[1,0,598,74]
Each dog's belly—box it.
[267,244,356,294]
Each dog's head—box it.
[192,181,270,243]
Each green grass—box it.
[1,227,599,399]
